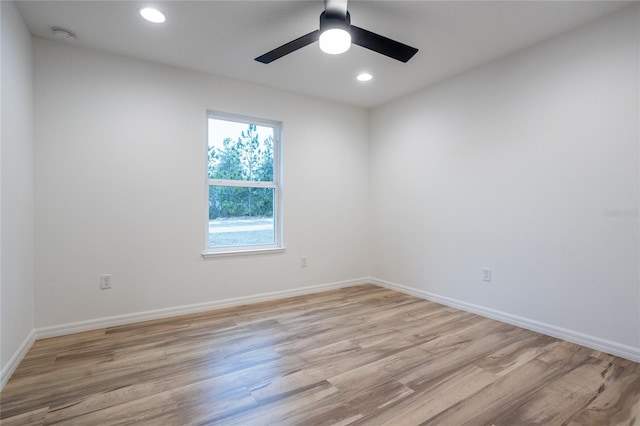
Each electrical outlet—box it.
[300,256,308,268]
[482,268,491,282]
[100,274,112,289]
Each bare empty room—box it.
[1,0,639,424]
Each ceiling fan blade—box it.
[255,30,321,64]
[325,0,348,19]
[350,25,418,63]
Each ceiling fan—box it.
[255,0,418,64]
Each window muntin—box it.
[205,112,282,254]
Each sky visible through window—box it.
[208,119,273,153]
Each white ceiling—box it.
[15,0,635,108]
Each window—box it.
[204,112,283,255]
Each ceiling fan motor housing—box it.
[320,10,351,33]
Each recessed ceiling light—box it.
[357,73,373,82]
[139,7,166,24]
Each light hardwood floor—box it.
[1,284,639,425]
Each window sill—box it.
[202,246,286,259]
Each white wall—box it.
[1,0,35,382]
[33,38,370,329]
[371,5,640,352]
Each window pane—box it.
[209,186,275,247]
[208,119,274,182]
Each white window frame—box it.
[202,111,284,257]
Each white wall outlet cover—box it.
[100,274,112,289]
[482,268,491,282]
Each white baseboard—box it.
[370,277,640,363]
[35,277,369,340]
[1,329,36,390]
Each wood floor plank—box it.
[564,361,640,426]
[0,406,48,426]
[472,333,558,376]
[42,378,175,424]
[46,388,180,426]
[485,356,614,425]
[1,284,638,425]
[219,381,344,426]
[353,364,498,425]
[395,321,525,391]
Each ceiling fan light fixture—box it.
[319,28,351,55]
[318,10,351,55]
